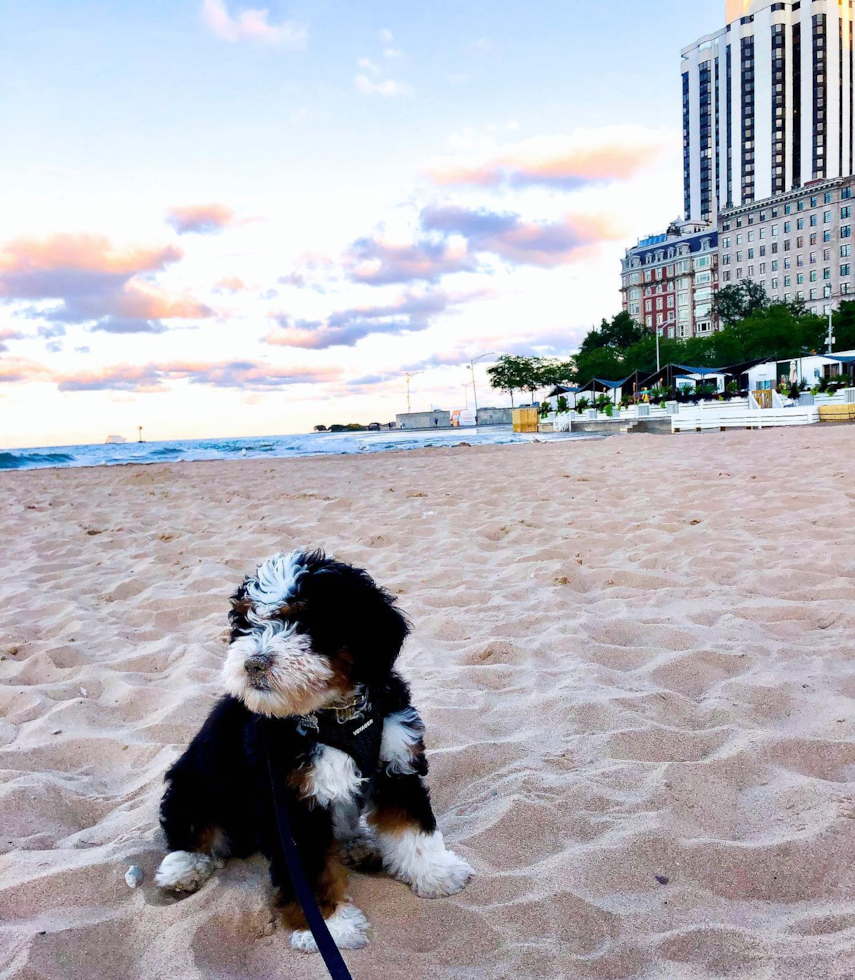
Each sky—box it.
[0,0,722,448]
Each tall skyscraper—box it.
[682,0,855,223]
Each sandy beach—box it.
[2,427,855,980]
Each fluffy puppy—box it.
[155,549,472,952]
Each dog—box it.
[155,548,473,952]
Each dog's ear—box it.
[228,580,254,640]
[354,584,410,683]
[304,562,410,684]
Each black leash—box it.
[262,721,355,980]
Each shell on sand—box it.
[2,428,855,979]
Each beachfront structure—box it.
[748,347,855,388]
[683,0,855,225]
[718,174,855,313]
[475,407,513,425]
[395,410,451,430]
[620,220,720,338]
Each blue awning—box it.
[593,377,631,389]
[827,355,855,364]
[673,364,728,376]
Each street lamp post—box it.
[469,352,498,427]
[404,372,423,413]
[656,327,661,373]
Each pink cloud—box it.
[0,232,213,331]
[420,204,622,268]
[0,356,341,393]
[264,287,487,349]
[201,0,307,47]
[425,126,671,189]
[214,276,248,292]
[165,202,236,235]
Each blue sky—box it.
[1,0,722,446]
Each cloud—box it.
[0,357,53,384]
[165,202,236,235]
[345,235,477,285]
[0,328,24,352]
[379,29,394,43]
[201,0,307,46]
[471,38,493,50]
[383,47,404,59]
[0,232,213,330]
[357,57,380,74]
[266,288,452,349]
[420,203,620,268]
[214,276,248,292]
[175,360,339,389]
[0,357,340,393]
[75,346,91,354]
[425,126,671,190]
[88,317,169,334]
[354,75,410,97]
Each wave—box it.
[2,428,602,472]
[0,451,76,470]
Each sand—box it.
[1,426,855,980]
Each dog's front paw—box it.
[290,903,370,953]
[155,851,215,893]
[381,829,473,899]
[410,850,473,899]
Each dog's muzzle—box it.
[244,653,272,685]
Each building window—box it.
[842,264,851,277]
[683,71,691,219]
[813,14,827,180]
[843,226,852,238]
[842,244,852,257]
[741,34,755,203]
[698,61,713,220]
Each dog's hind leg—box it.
[367,710,473,899]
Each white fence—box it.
[546,390,853,434]
[671,404,820,432]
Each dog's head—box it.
[221,549,410,717]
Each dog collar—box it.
[296,685,369,735]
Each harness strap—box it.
[262,722,355,980]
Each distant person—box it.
[433,417,439,427]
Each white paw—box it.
[154,851,215,893]
[380,829,473,899]
[290,903,370,953]
[410,850,474,899]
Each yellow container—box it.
[512,408,540,433]
[819,404,855,422]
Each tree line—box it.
[486,281,855,403]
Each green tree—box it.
[832,300,855,352]
[486,355,529,407]
[712,279,769,326]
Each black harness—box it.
[294,687,385,780]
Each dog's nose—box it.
[244,655,271,676]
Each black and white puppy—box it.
[155,548,472,952]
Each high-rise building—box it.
[682,0,855,224]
